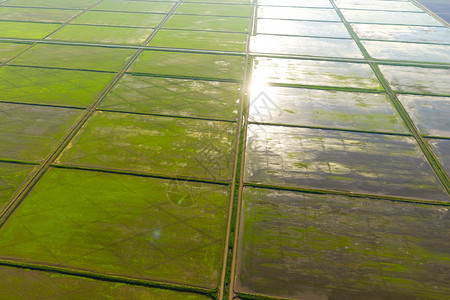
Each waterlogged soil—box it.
[248,86,408,134]
[252,57,382,90]
[237,187,450,299]
[244,124,449,201]
[379,65,450,95]
[250,35,363,58]
[428,139,450,175]
[398,95,450,138]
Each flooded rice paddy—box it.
[0,0,449,299]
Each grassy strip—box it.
[7,64,116,74]
[97,108,238,123]
[127,72,243,84]
[248,121,413,137]
[220,3,257,300]
[246,182,450,207]
[51,164,231,186]
[0,158,39,166]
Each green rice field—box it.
[0,0,449,299]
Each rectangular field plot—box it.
[428,139,450,175]
[0,42,29,63]
[363,41,450,64]
[258,0,333,8]
[0,266,211,299]
[256,19,350,38]
[379,65,450,96]
[175,3,251,17]
[244,125,449,201]
[94,0,175,13]
[250,35,363,58]
[56,112,237,181]
[342,10,443,26]
[248,86,408,134]
[164,15,249,32]
[335,0,422,11]
[0,7,81,22]
[0,66,114,107]
[149,29,247,52]
[130,50,245,81]
[0,167,230,289]
[398,95,450,138]
[0,21,60,39]
[71,11,165,28]
[5,0,98,9]
[252,57,382,90]
[236,188,450,299]
[0,103,82,162]
[10,44,135,72]
[47,24,154,45]
[352,24,450,44]
[257,6,340,21]
[101,74,241,121]
[0,162,36,211]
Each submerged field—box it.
[0,0,449,299]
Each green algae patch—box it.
[175,3,251,17]
[236,187,450,299]
[0,42,29,63]
[248,86,408,134]
[0,103,82,162]
[252,57,382,90]
[130,50,245,81]
[72,11,165,28]
[150,29,247,52]
[0,162,36,212]
[56,111,237,181]
[0,265,210,299]
[245,125,449,201]
[11,44,135,72]
[0,7,81,22]
[101,75,241,121]
[94,0,175,13]
[0,66,114,107]
[164,15,249,32]
[0,167,230,289]
[0,21,60,39]
[47,25,153,46]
